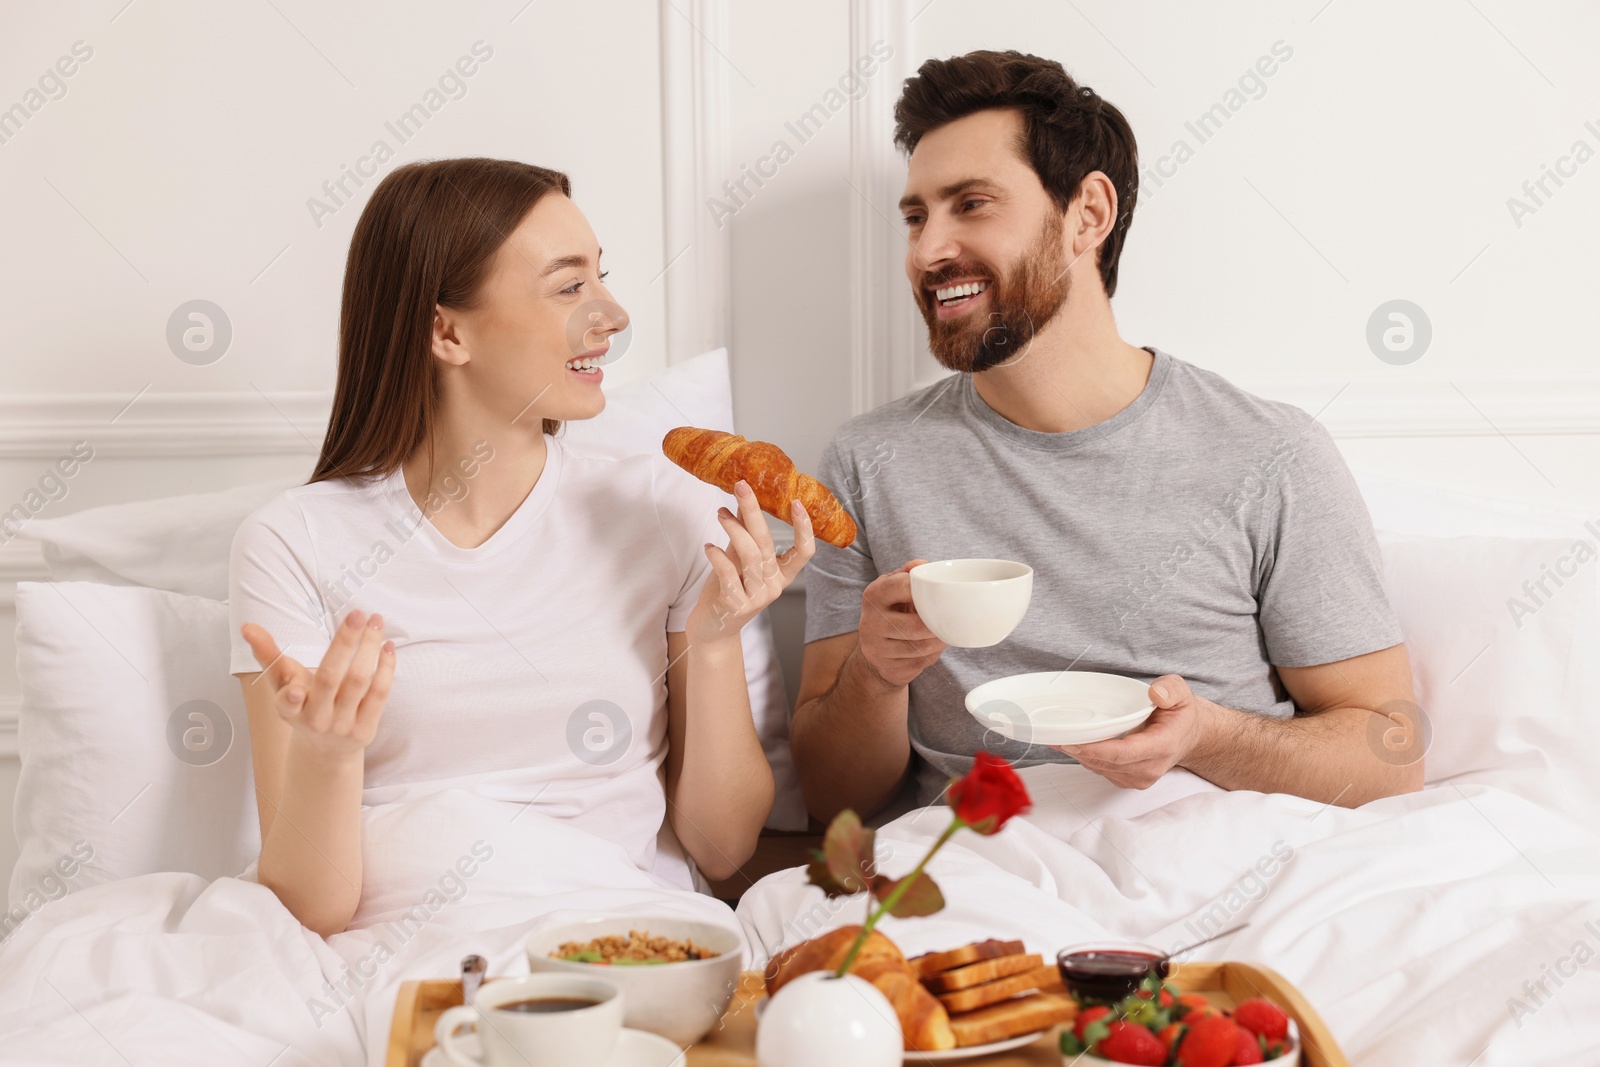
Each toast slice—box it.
[922,952,1044,993]
[948,992,1078,1047]
[936,964,1061,1013]
[910,938,1025,979]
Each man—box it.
[791,50,1421,824]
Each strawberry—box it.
[1232,998,1289,1043]
[1230,1024,1264,1064]
[1175,1015,1240,1067]
[1157,1021,1187,1053]
[1074,1004,1113,1043]
[1135,984,1177,1006]
[1094,1020,1167,1066]
[1177,992,1218,1019]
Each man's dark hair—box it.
[893,50,1139,297]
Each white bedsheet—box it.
[0,789,741,1066]
[737,765,1600,1067]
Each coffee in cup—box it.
[433,973,623,1067]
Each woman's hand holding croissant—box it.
[685,479,815,647]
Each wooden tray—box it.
[386,962,1347,1066]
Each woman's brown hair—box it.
[893,50,1139,297]
[310,157,572,485]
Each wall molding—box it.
[883,371,1600,438]
[660,0,732,365]
[848,0,920,415]
[0,542,49,607]
[1237,377,1600,438]
[0,373,1591,467]
[0,696,16,760]
[0,391,331,458]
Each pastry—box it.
[662,427,857,548]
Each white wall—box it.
[896,1,1600,508]
[3,0,1598,888]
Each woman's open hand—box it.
[685,480,815,647]
[241,609,395,760]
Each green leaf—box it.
[1059,1031,1085,1056]
[804,849,850,897]
[1082,1017,1111,1048]
[871,871,945,917]
[822,810,876,894]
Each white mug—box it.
[909,558,1033,648]
[434,973,623,1067]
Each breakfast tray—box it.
[386,962,1348,1066]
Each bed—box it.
[3,352,1597,1065]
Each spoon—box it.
[460,954,486,1006]
[1170,921,1250,958]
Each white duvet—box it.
[738,765,1600,1066]
[0,789,738,1067]
[2,772,1596,1066]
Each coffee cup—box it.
[909,558,1033,648]
[434,973,623,1067]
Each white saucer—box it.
[422,1026,685,1067]
[966,671,1155,746]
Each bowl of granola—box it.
[524,916,745,1045]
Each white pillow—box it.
[17,477,300,599]
[8,582,259,913]
[1357,473,1592,540]
[1378,532,1600,825]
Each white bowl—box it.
[966,671,1155,746]
[909,559,1033,648]
[525,915,744,1046]
[1069,1018,1300,1066]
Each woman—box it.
[228,157,812,937]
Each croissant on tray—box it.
[764,925,956,1052]
[661,427,858,548]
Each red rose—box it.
[947,751,1031,834]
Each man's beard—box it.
[918,212,1070,374]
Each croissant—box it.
[662,427,858,548]
[764,925,956,1052]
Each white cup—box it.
[433,973,623,1067]
[909,558,1034,648]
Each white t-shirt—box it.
[227,434,725,888]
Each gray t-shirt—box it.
[805,347,1404,808]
